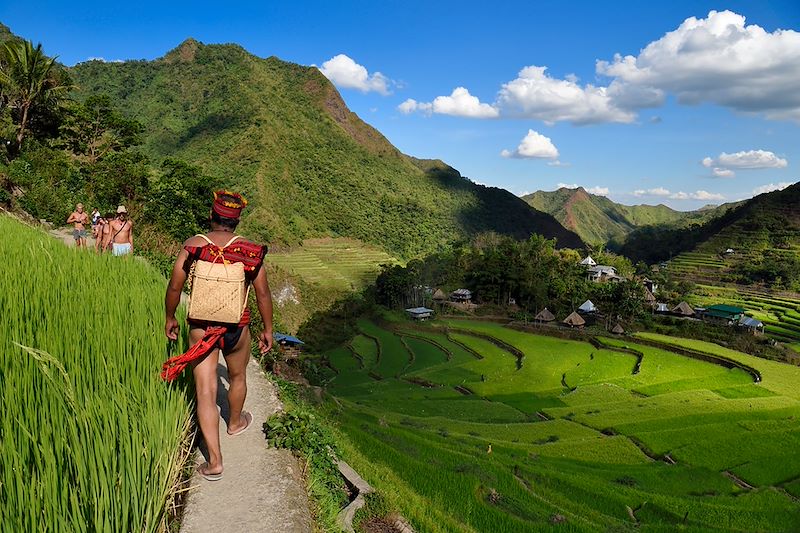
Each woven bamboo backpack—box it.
[187,234,249,324]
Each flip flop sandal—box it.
[197,462,223,482]
[228,411,253,436]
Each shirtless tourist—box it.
[93,213,109,253]
[109,205,134,256]
[66,203,90,248]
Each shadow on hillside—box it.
[420,164,584,249]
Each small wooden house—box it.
[274,333,305,359]
[562,311,586,328]
[703,304,745,325]
[738,316,764,335]
[451,288,473,302]
[672,301,695,317]
[643,289,656,304]
[534,308,556,323]
[432,288,448,301]
[611,323,625,335]
[406,307,434,320]
[654,303,669,314]
[578,300,597,314]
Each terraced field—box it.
[266,238,398,291]
[323,319,800,532]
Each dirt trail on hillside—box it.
[180,356,312,533]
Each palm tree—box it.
[0,40,72,154]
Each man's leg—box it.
[189,328,223,475]
[224,328,252,434]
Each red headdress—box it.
[212,190,248,219]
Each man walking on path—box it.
[66,203,89,248]
[108,205,134,256]
[163,191,274,481]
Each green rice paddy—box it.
[324,318,800,532]
[0,216,192,532]
[266,238,398,291]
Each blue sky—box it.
[2,0,799,210]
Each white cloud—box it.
[669,190,725,201]
[586,186,610,196]
[633,187,671,197]
[702,149,788,169]
[500,129,559,159]
[752,181,795,195]
[398,98,431,114]
[596,10,800,121]
[547,160,571,167]
[557,183,580,189]
[712,168,735,178]
[401,88,498,118]
[496,66,637,124]
[319,54,392,95]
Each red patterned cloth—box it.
[212,190,248,218]
[160,236,267,382]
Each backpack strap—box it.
[194,234,240,249]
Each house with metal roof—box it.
[703,304,746,325]
[580,256,597,267]
[578,300,597,314]
[738,316,764,335]
[274,332,305,359]
[406,307,435,320]
[587,265,623,283]
[451,288,473,302]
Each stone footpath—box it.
[180,355,312,533]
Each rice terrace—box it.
[321,318,800,532]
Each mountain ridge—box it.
[523,186,738,245]
[67,37,584,256]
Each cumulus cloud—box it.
[752,181,795,195]
[633,187,671,197]
[500,129,559,159]
[496,66,637,124]
[319,54,392,95]
[586,186,610,196]
[669,190,725,201]
[398,88,498,118]
[557,183,580,189]
[596,10,800,121]
[702,150,788,169]
[711,168,735,178]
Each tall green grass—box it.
[0,216,192,532]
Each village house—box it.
[738,316,764,335]
[274,333,305,359]
[580,256,597,267]
[450,288,472,302]
[642,277,658,294]
[534,308,556,323]
[578,300,597,314]
[406,307,434,320]
[587,265,624,283]
[703,304,746,326]
[562,311,586,329]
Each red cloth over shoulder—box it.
[184,236,267,273]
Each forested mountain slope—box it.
[523,186,735,245]
[70,39,583,256]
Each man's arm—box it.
[164,247,190,340]
[128,221,134,250]
[66,212,76,224]
[251,265,274,353]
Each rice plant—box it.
[0,215,192,532]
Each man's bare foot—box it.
[198,462,223,481]
[227,411,253,436]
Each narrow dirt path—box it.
[180,356,312,532]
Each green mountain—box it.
[621,183,800,288]
[68,39,583,256]
[522,187,735,245]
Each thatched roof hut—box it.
[562,311,586,328]
[611,323,625,334]
[432,288,448,301]
[535,308,556,322]
[672,301,695,316]
[643,289,656,303]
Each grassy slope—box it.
[522,187,734,245]
[323,319,800,532]
[69,40,583,258]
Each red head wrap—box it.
[212,190,248,219]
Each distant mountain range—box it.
[522,187,738,245]
[61,37,583,256]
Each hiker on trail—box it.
[163,190,274,482]
[108,205,133,256]
[93,213,108,253]
[66,203,89,248]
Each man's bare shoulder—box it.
[183,235,208,247]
